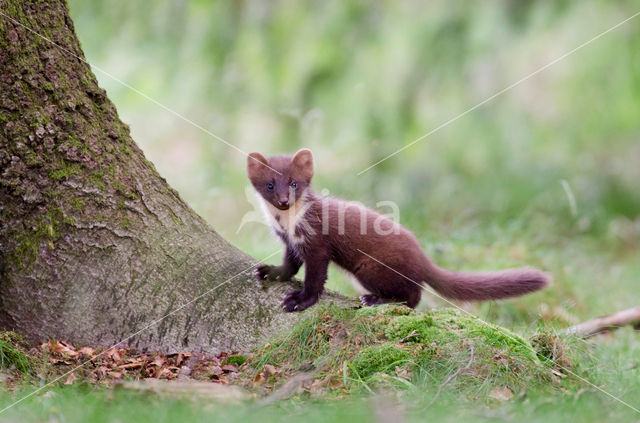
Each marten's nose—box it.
[278,198,289,207]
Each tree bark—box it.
[0,0,347,353]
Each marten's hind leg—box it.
[354,264,422,308]
[360,294,396,306]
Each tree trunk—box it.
[0,0,344,353]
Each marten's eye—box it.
[290,181,297,190]
[266,183,274,191]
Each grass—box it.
[0,332,32,375]
[0,317,638,422]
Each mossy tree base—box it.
[0,0,347,353]
[248,304,560,400]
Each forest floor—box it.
[0,302,639,423]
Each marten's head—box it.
[247,149,314,211]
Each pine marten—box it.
[247,148,549,312]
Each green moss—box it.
[23,148,43,166]
[384,314,436,343]
[467,321,537,361]
[119,144,133,156]
[355,303,413,317]
[351,344,412,378]
[120,217,131,229]
[113,180,138,200]
[50,163,82,180]
[66,135,89,155]
[71,197,86,211]
[249,304,551,398]
[11,206,73,269]
[14,237,38,269]
[222,355,248,366]
[88,171,106,190]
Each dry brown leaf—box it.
[95,366,109,379]
[263,364,278,377]
[47,340,78,357]
[253,372,266,387]
[208,365,223,375]
[489,386,514,401]
[175,353,184,367]
[326,375,343,390]
[150,356,165,367]
[78,347,95,357]
[118,362,143,370]
[394,366,411,381]
[104,348,121,362]
[309,378,327,395]
[221,365,237,373]
[157,368,175,379]
[108,371,124,380]
[64,372,75,385]
[49,357,72,365]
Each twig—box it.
[565,306,640,337]
[427,343,475,408]
[398,330,419,343]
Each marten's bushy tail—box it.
[426,266,550,301]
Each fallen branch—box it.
[427,343,475,408]
[565,306,640,337]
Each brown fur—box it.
[247,149,550,312]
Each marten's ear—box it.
[292,148,313,180]
[247,152,269,179]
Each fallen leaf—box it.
[157,368,175,379]
[208,365,223,375]
[118,362,143,370]
[149,356,165,367]
[64,372,75,385]
[394,366,411,381]
[309,378,327,395]
[489,386,514,401]
[47,340,78,358]
[253,372,266,387]
[175,353,184,367]
[95,366,109,378]
[108,371,124,380]
[49,357,72,365]
[104,348,121,362]
[263,364,278,376]
[78,347,95,357]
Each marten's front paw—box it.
[255,265,282,281]
[255,265,273,280]
[255,265,293,282]
[282,290,318,312]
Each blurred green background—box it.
[67,0,640,328]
